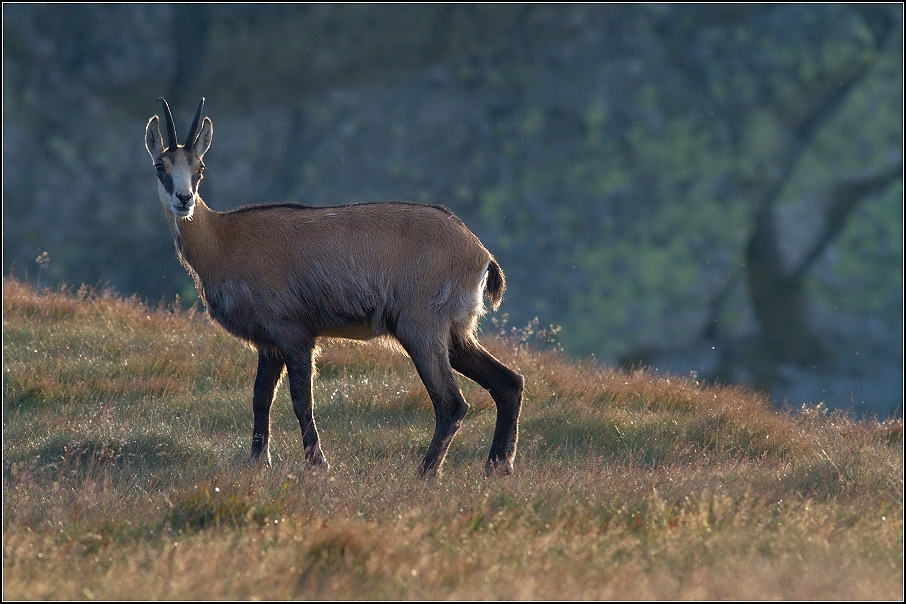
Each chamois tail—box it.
[485,259,506,311]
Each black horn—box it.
[185,98,206,151]
[158,97,178,150]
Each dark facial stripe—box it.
[158,173,174,195]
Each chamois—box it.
[145,98,524,476]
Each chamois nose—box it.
[176,193,193,203]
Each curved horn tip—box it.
[157,97,178,149]
[185,98,208,150]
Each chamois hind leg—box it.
[283,344,328,469]
[251,348,286,465]
[398,330,470,477]
[449,335,524,476]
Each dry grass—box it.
[3,277,903,600]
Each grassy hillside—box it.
[2,277,902,599]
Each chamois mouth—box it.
[172,203,193,217]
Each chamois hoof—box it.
[484,458,514,477]
[305,447,329,471]
[249,450,272,468]
[417,459,443,479]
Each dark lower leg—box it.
[285,349,328,468]
[449,338,524,475]
[405,344,469,477]
[418,388,469,477]
[251,349,285,464]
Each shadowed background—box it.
[3,4,902,416]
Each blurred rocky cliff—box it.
[3,4,902,416]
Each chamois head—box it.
[145,97,213,218]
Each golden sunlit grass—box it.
[3,277,902,599]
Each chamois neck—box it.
[168,197,221,278]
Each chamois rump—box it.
[145,98,524,476]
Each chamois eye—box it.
[155,163,166,174]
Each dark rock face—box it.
[3,4,902,416]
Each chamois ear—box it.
[145,116,163,158]
[195,117,213,157]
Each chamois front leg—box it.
[284,346,329,469]
[251,348,285,465]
